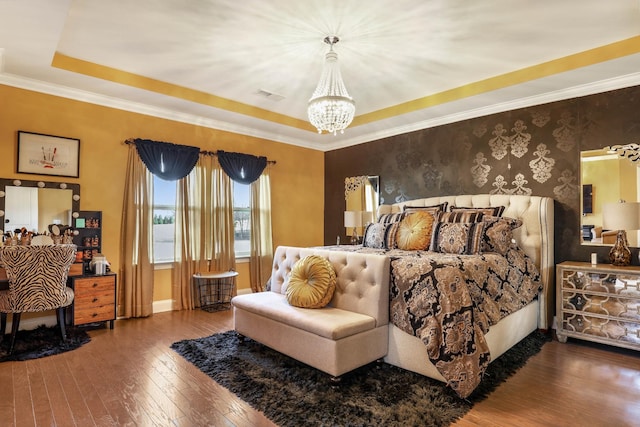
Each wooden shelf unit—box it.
[72,210,102,274]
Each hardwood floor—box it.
[0,309,638,427]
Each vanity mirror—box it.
[0,178,80,234]
[580,148,639,247]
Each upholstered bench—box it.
[231,246,390,378]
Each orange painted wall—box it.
[0,84,324,301]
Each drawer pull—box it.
[92,313,98,318]
[93,282,99,288]
[92,298,98,303]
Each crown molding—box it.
[0,72,320,150]
[3,70,640,153]
[321,71,640,151]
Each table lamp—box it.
[602,201,640,266]
[344,211,362,245]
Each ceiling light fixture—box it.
[308,36,355,135]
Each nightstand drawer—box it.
[561,270,640,298]
[75,288,115,307]
[73,276,115,298]
[562,291,640,322]
[74,304,115,324]
[561,312,640,346]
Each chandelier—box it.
[308,36,355,135]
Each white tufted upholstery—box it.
[378,194,554,329]
[232,246,390,377]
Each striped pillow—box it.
[377,212,405,224]
[430,222,485,255]
[450,205,506,217]
[436,211,485,223]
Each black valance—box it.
[217,150,267,184]
[134,139,200,181]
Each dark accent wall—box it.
[325,85,640,265]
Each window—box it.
[152,176,250,262]
[153,175,176,263]
[233,182,251,258]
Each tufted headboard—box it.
[378,194,555,329]
[270,246,391,327]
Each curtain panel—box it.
[249,167,273,292]
[134,138,200,181]
[118,145,154,318]
[217,150,267,184]
[172,155,236,310]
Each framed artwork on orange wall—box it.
[17,131,80,178]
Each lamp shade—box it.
[344,211,362,228]
[603,202,640,230]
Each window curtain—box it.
[134,139,200,181]
[217,151,267,184]
[172,155,236,309]
[118,144,154,318]
[249,166,273,292]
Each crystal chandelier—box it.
[308,36,355,135]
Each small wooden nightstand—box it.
[556,261,640,351]
[68,273,117,329]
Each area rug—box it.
[171,329,550,427]
[0,325,91,362]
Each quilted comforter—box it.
[325,244,541,398]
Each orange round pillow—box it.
[286,255,337,308]
[395,211,435,250]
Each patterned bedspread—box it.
[323,244,541,398]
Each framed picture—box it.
[17,131,80,178]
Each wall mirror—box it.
[0,178,80,234]
[345,175,379,237]
[580,148,639,246]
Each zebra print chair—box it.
[0,244,76,354]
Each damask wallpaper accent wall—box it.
[324,85,640,265]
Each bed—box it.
[326,194,554,397]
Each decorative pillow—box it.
[482,216,523,255]
[377,212,405,224]
[429,221,485,255]
[363,222,386,248]
[286,255,337,309]
[403,202,448,215]
[436,211,485,223]
[395,211,435,251]
[384,222,401,249]
[450,205,506,217]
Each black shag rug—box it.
[0,325,91,362]
[171,330,550,427]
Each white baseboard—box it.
[153,299,173,313]
[151,291,252,314]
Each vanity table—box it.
[0,178,116,329]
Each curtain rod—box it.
[124,138,276,165]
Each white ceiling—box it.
[2,0,640,151]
